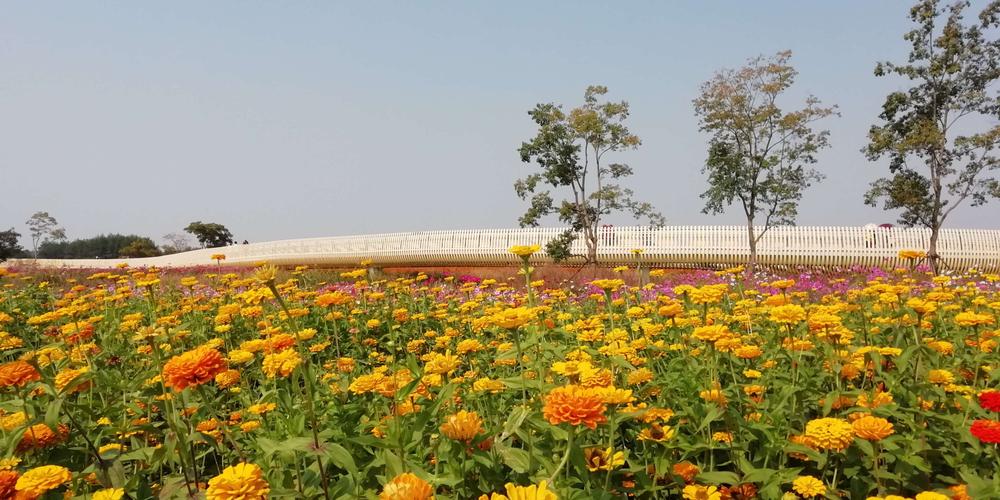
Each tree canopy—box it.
[38,234,160,259]
[864,0,1000,272]
[693,50,837,271]
[184,222,234,248]
[516,85,664,263]
[0,228,24,262]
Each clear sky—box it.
[2,1,998,248]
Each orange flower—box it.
[0,361,40,388]
[852,415,894,441]
[315,291,352,307]
[214,369,241,389]
[17,423,69,452]
[440,410,483,442]
[0,470,17,499]
[542,385,608,429]
[162,347,228,391]
[379,472,433,500]
[672,461,700,483]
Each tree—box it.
[38,234,159,259]
[184,221,234,248]
[119,238,161,258]
[864,0,1000,273]
[693,51,837,273]
[162,232,194,254]
[516,85,665,264]
[25,212,66,258]
[0,228,24,263]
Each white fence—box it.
[5,226,1000,271]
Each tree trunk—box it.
[586,231,598,267]
[928,225,941,275]
[746,218,758,275]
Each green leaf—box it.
[496,443,531,473]
[500,405,530,441]
[696,471,740,485]
[325,442,359,477]
[44,397,64,430]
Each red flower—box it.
[977,390,1000,413]
[970,419,1000,444]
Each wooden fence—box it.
[5,226,1000,271]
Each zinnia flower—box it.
[583,447,624,472]
[682,484,721,500]
[162,346,228,390]
[54,366,90,393]
[672,461,700,483]
[17,423,69,452]
[638,423,675,442]
[0,470,17,499]
[852,415,894,441]
[478,481,556,500]
[215,369,241,389]
[0,360,40,388]
[970,419,1000,444]
[914,492,950,500]
[791,475,826,497]
[769,304,806,324]
[380,472,433,500]
[440,410,483,442]
[542,385,608,429]
[93,488,125,500]
[802,417,854,451]
[15,465,71,498]
[508,245,541,258]
[977,389,1000,412]
[262,349,301,378]
[205,462,270,500]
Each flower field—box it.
[0,259,997,500]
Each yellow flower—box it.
[440,410,483,442]
[792,475,826,497]
[583,447,624,472]
[206,462,270,500]
[380,472,434,500]
[508,245,541,258]
[262,349,301,378]
[914,492,950,500]
[692,325,731,342]
[898,249,926,260]
[802,417,854,451]
[244,403,274,418]
[15,465,72,498]
[215,369,241,389]
[927,369,954,384]
[637,423,675,442]
[253,264,278,284]
[479,481,557,500]
[93,488,125,500]
[0,411,27,431]
[424,351,461,375]
[54,366,90,393]
[682,484,721,500]
[590,279,625,292]
[769,304,806,324]
[491,307,536,329]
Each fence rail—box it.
[5,226,1000,271]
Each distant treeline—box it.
[38,234,162,259]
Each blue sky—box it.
[2,1,998,247]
